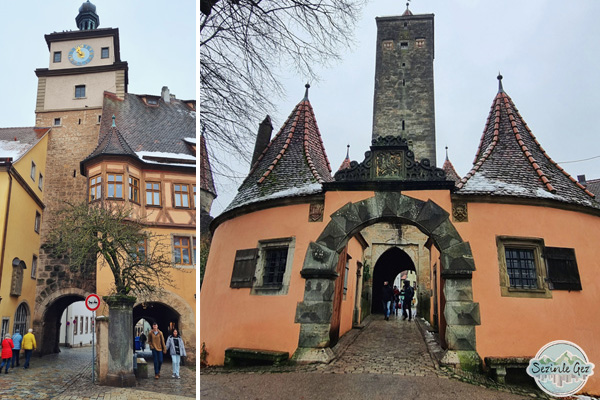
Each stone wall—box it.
[372,14,436,165]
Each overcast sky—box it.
[0,0,195,127]
[208,0,600,216]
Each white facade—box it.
[59,301,95,347]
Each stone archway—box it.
[371,247,415,314]
[33,288,89,356]
[292,192,481,371]
[134,291,196,362]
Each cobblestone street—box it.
[201,315,553,399]
[0,346,195,399]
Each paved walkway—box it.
[201,314,552,399]
[0,346,195,399]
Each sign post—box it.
[85,294,101,383]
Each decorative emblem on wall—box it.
[312,247,325,261]
[375,151,404,178]
[309,202,324,222]
[452,201,468,222]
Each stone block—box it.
[430,219,462,251]
[415,200,449,233]
[303,278,336,302]
[375,191,402,218]
[296,323,331,348]
[355,196,381,224]
[316,220,348,252]
[440,242,475,275]
[443,279,474,302]
[395,195,425,222]
[300,242,338,280]
[295,301,333,324]
[330,202,364,236]
[443,301,481,325]
[445,325,477,351]
[291,347,335,364]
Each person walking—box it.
[148,323,167,379]
[401,280,415,321]
[22,328,36,369]
[0,334,14,374]
[165,329,186,379]
[11,330,22,368]
[381,281,394,321]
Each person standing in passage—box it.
[140,331,147,351]
[165,329,186,379]
[11,330,22,368]
[0,334,14,373]
[22,328,37,369]
[381,281,394,321]
[148,323,167,379]
[401,280,415,321]
[393,285,401,316]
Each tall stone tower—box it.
[32,1,128,353]
[372,7,436,165]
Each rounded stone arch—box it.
[134,291,196,361]
[293,192,481,371]
[33,287,90,356]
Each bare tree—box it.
[46,202,176,296]
[200,0,364,179]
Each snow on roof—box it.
[183,137,196,145]
[135,150,196,168]
[229,182,323,210]
[0,139,32,162]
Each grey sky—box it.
[0,1,195,128]
[208,0,600,215]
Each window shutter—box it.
[545,247,582,290]
[230,248,258,288]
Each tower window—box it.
[53,52,62,63]
[402,79,406,86]
[101,47,109,59]
[54,118,61,126]
[402,120,405,131]
[402,63,406,67]
[97,115,102,124]
[400,42,409,49]
[403,22,408,28]
[75,85,86,99]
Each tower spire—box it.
[76,1,100,30]
[497,72,504,93]
[303,83,310,101]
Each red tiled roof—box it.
[200,134,217,196]
[442,154,461,184]
[457,76,598,209]
[337,145,351,172]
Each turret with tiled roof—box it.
[338,145,351,172]
[402,2,413,16]
[442,146,461,184]
[457,74,598,209]
[224,84,333,213]
[80,116,137,173]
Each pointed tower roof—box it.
[402,2,413,16]
[200,131,217,197]
[80,116,137,173]
[338,145,352,172]
[442,146,461,184]
[457,75,598,209]
[224,84,333,213]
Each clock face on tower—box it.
[68,44,94,66]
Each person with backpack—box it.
[401,280,415,321]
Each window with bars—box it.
[505,248,537,289]
[545,247,582,291]
[14,303,29,335]
[146,182,161,206]
[89,175,102,201]
[263,247,288,286]
[107,174,123,198]
[497,236,551,298]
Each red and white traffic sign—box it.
[85,293,101,312]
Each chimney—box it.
[161,86,170,103]
[250,115,273,169]
[578,175,586,184]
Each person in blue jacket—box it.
[11,330,22,368]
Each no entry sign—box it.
[85,293,101,312]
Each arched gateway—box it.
[293,192,482,371]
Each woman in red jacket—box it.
[0,334,13,373]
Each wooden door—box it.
[329,247,347,346]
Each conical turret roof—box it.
[224,84,332,213]
[442,147,461,184]
[457,75,598,209]
[338,145,351,172]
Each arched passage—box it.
[33,288,89,356]
[133,302,180,339]
[371,247,415,314]
[293,192,481,371]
